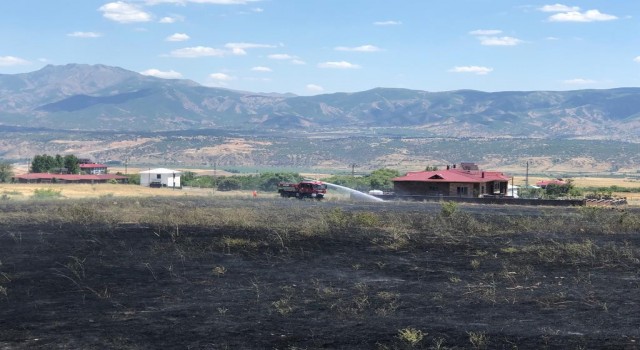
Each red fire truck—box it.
[277,180,327,199]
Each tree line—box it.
[30,154,81,174]
[178,168,402,193]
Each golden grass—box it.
[0,183,275,200]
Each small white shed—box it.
[139,168,182,188]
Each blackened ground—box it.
[0,199,639,349]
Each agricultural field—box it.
[1,197,640,349]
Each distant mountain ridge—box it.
[1,63,640,139]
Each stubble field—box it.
[1,196,639,349]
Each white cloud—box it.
[449,66,493,75]
[479,36,523,46]
[539,4,580,12]
[374,20,401,26]
[166,33,190,41]
[267,53,305,64]
[334,45,382,52]
[169,46,226,57]
[67,31,102,38]
[563,78,595,85]
[306,84,324,93]
[251,7,263,12]
[549,9,618,22]
[634,56,640,63]
[99,2,152,23]
[225,42,275,55]
[225,42,275,50]
[210,73,235,81]
[469,29,502,36]
[159,15,184,23]
[140,69,183,79]
[208,72,236,86]
[190,0,259,3]
[268,54,295,60]
[469,30,523,46]
[147,0,260,4]
[0,56,30,66]
[318,61,361,69]
[251,66,272,72]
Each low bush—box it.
[32,188,62,199]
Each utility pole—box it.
[525,161,529,189]
[213,161,217,193]
[525,160,529,198]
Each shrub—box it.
[32,188,62,199]
[217,178,241,191]
[440,201,458,218]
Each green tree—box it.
[63,155,80,174]
[54,154,64,168]
[0,162,13,182]
[217,177,241,191]
[545,180,580,199]
[126,173,141,185]
[322,175,370,192]
[425,165,439,171]
[258,172,302,191]
[368,168,400,191]
[31,154,57,173]
[181,171,197,184]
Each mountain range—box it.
[1,64,640,140]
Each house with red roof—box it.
[13,173,128,184]
[392,163,510,198]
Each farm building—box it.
[139,168,182,188]
[13,173,128,184]
[392,163,510,198]
[79,163,108,175]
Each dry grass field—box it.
[0,183,271,200]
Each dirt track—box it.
[1,198,639,349]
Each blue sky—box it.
[0,1,638,95]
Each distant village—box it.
[9,154,591,204]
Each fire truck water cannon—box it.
[277,180,327,200]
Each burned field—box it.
[1,198,640,349]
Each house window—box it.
[156,174,161,179]
[456,187,468,196]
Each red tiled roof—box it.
[79,164,108,168]
[14,173,127,181]
[393,169,509,184]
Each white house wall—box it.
[140,172,181,187]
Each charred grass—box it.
[0,198,640,349]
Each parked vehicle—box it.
[277,180,327,199]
